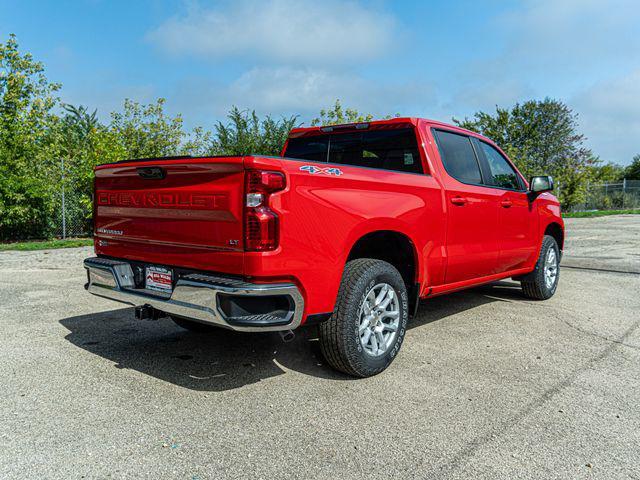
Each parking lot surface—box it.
[1,215,639,479]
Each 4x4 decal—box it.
[300,165,343,176]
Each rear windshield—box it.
[284,128,423,174]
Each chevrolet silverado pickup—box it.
[84,117,564,377]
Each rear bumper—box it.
[83,257,304,332]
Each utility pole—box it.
[61,158,66,240]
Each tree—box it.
[182,126,212,157]
[108,98,185,159]
[56,99,189,229]
[311,99,374,126]
[311,99,399,127]
[53,104,100,173]
[454,98,599,210]
[210,106,298,156]
[0,34,61,240]
[625,155,640,180]
[587,162,625,184]
[62,104,98,138]
[51,104,114,230]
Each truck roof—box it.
[288,116,481,139]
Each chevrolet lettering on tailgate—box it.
[96,191,228,210]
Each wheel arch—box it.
[544,222,564,252]
[346,229,421,316]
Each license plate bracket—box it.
[145,265,173,294]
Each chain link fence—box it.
[55,187,92,238]
[572,179,640,212]
[54,159,93,239]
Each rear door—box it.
[474,140,538,271]
[431,129,500,284]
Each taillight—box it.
[244,170,286,251]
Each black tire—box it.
[319,259,409,377]
[170,315,218,332]
[520,235,560,300]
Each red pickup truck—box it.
[84,117,563,377]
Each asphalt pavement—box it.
[1,215,638,479]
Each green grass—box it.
[0,238,93,251]
[563,209,640,218]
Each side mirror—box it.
[529,175,554,193]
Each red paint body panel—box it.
[92,117,564,324]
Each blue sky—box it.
[2,0,639,165]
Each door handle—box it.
[501,199,513,208]
[450,196,467,206]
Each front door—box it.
[474,139,538,272]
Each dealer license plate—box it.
[145,266,173,293]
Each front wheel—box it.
[521,235,560,300]
[319,259,409,377]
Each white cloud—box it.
[147,0,397,64]
[498,0,640,72]
[143,0,640,163]
[449,0,640,164]
[571,69,640,164]
[446,80,535,119]
[172,66,434,125]
[505,0,640,164]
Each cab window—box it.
[283,128,423,174]
[433,129,483,184]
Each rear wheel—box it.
[521,235,560,300]
[319,259,409,377]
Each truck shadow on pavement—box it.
[59,280,522,391]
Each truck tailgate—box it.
[94,157,245,273]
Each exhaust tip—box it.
[278,330,295,343]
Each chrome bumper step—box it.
[83,257,304,332]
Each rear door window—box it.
[433,129,482,184]
[478,141,523,190]
[283,128,423,174]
